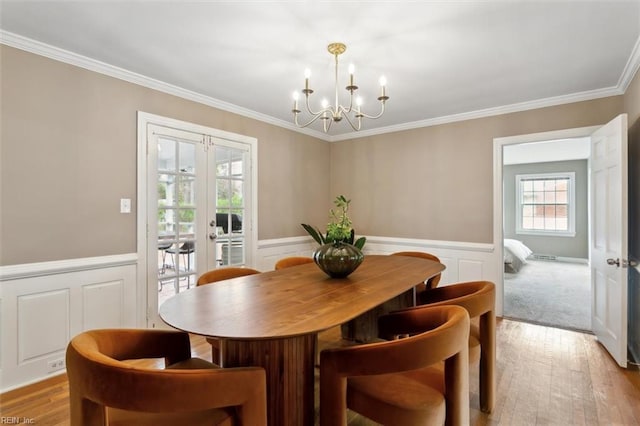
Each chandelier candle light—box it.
[292,42,389,132]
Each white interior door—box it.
[590,113,628,367]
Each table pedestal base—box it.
[222,334,316,426]
[341,288,415,342]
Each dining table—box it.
[159,254,445,426]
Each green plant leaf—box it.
[346,229,355,245]
[354,236,366,250]
[301,223,326,245]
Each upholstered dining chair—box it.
[196,267,261,286]
[414,280,496,413]
[391,251,443,292]
[66,328,267,426]
[274,256,314,270]
[320,305,470,426]
[196,267,262,364]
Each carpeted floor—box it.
[504,259,591,331]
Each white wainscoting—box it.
[0,238,500,392]
[0,254,137,392]
[255,236,317,271]
[256,235,502,312]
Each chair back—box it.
[417,280,495,318]
[197,267,261,286]
[416,280,496,413]
[320,305,470,426]
[66,328,267,425]
[274,256,314,270]
[391,251,442,290]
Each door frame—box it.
[493,125,600,319]
[136,111,258,327]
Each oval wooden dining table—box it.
[159,254,444,426]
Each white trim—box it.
[0,253,137,281]
[136,111,258,328]
[363,235,494,253]
[618,35,640,91]
[257,235,314,249]
[2,30,637,143]
[330,87,622,142]
[256,235,494,253]
[0,30,329,141]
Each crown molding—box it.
[328,85,624,142]
[618,35,640,91]
[2,30,637,144]
[0,30,331,141]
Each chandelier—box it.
[291,42,389,133]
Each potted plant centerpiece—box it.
[302,195,366,278]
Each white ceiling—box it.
[503,137,591,165]
[1,1,639,141]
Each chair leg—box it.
[479,311,496,413]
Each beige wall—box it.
[0,46,330,265]
[1,44,636,265]
[330,97,624,243]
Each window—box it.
[515,172,575,236]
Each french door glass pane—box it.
[215,144,245,266]
[157,137,197,305]
[179,142,196,174]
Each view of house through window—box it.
[516,172,575,236]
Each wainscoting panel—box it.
[0,254,137,392]
[18,289,70,364]
[458,259,485,282]
[256,237,316,272]
[82,280,125,330]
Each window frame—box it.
[515,172,576,237]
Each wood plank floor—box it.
[1,319,639,425]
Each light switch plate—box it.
[120,198,131,213]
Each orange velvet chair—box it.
[414,280,496,413]
[196,267,261,286]
[196,267,261,364]
[320,305,470,426]
[66,329,267,426]
[274,256,314,270]
[391,251,443,292]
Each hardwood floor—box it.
[1,319,639,425]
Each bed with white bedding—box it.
[504,239,533,273]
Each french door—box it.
[140,114,256,328]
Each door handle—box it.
[209,233,217,240]
[606,258,620,267]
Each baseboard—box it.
[530,254,588,264]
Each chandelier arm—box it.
[294,110,332,128]
[343,90,355,114]
[355,101,387,120]
[339,106,362,131]
[304,95,326,116]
